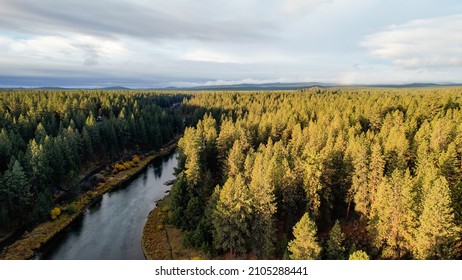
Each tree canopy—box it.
[169,87,462,259]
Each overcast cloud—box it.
[1,0,462,87]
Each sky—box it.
[1,0,462,88]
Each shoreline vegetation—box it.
[0,136,180,260]
[142,192,204,260]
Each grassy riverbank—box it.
[142,194,204,260]
[0,137,180,260]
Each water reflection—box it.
[38,151,178,260]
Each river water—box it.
[38,151,177,260]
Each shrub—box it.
[87,191,98,200]
[50,207,61,220]
[92,173,106,184]
[114,163,126,171]
[66,203,78,214]
[132,155,141,164]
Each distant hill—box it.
[183,82,462,90]
[100,86,131,90]
[36,86,66,90]
[0,86,133,90]
[365,83,462,88]
[186,82,335,90]
[1,82,462,91]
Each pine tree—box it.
[2,160,32,220]
[368,142,385,219]
[170,172,190,228]
[301,150,323,217]
[0,128,12,170]
[326,220,346,259]
[212,174,251,256]
[371,169,417,258]
[350,140,370,218]
[349,250,369,260]
[34,122,47,143]
[249,152,276,259]
[44,136,64,183]
[381,110,408,173]
[437,142,459,185]
[178,127,202,186]
[197,114,218,170]
[27,138,52,189]
[227,140,245,178]
[217,118,239,166]
[81,127,93,161]
[415,176,459,259]
[287,213,321,260]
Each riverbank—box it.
[0,137,180,260]
[142,192,204,260]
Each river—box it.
[38,151,177,260]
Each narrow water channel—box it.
[38,151,178,260]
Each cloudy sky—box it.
[1,0,462,88]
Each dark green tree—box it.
[2,160,32,221]
[326,220,346,259]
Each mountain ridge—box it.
[1,82,462,90]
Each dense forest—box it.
[2,88,462,260]
[169,88,462,260]
[0,90,184,231]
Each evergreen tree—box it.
[217,118,239,166]
[187,188,219,253]
[287,213,321,260]
[178,127,202,186]
[349,250,369,260]
[227,140,245,178]
[0,128,12,170]
[34,122,47,143]
[301,150,323,217]
[2,160,32,220]
[184,196,204,230]
[349,139,370,218]
[415,176,459,259]
[27,139,52,189]
[212,175,252,256]
[249,152,276,259]
[197,114,218,171]
[0,173,9,229]
[170,173,190,228]
[81,127,93,161]
[368,142,385,219]
[371,169,417,258]
[326,220,346,259]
